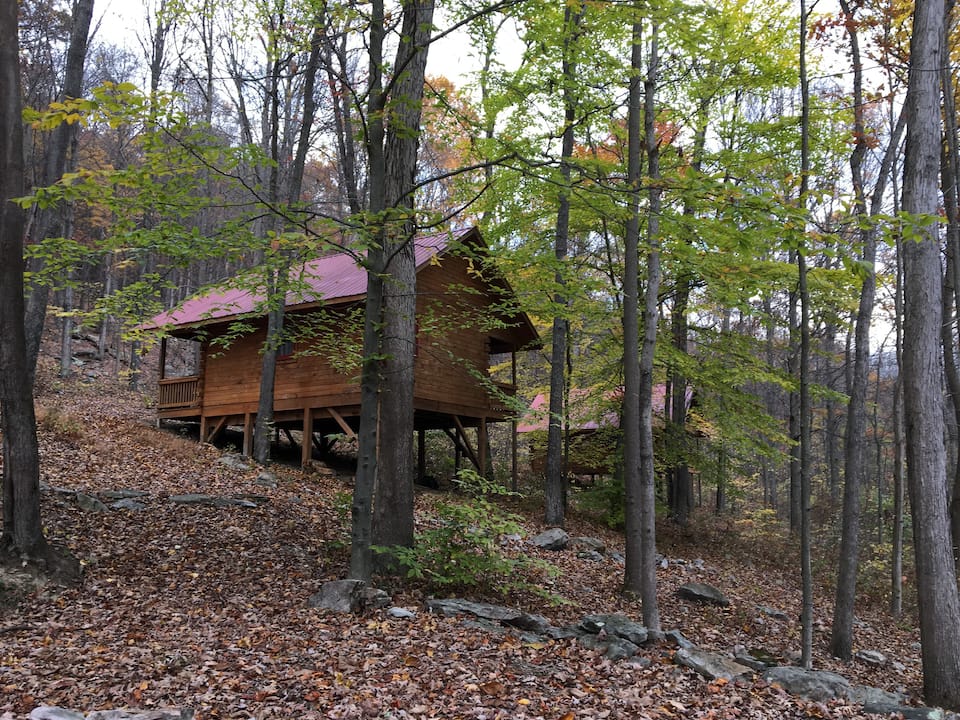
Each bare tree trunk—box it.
[831,0,872,660]
[901,0,960,706]
[545,3,583,527]
[24,0,94,382]
[0,0,49,560]
[798,0,814,670]
[60,284,74,378]
[623,14,662,632]
[352,0,435,579]
[891,237,905,618]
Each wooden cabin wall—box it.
[196,255,510,421]
[414,257,500,416]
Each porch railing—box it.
[158,376,201,410]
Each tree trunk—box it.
[901,0,960,706]
[623,15,662,632]
[545,3,582,528]
[798,0,814,670]
[24,0,94,381]
[0,0,49,559]
[940,21,960,564]
[831,0,873,660]
[351,0,434,578]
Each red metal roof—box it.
[143,228,473,331]
[517,385,674,433]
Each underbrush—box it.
[385,469,562,603]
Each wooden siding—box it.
[184,253,521,424]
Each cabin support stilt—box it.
[242,413,254,456]
[448,415,481,472]
[417,429,427,482]
[327,408,356,438]
[302,409,314,466]
[478,418,488,478]
[511,419,518,491]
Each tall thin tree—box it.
[900,0,960,707]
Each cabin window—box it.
[277,340,295,360]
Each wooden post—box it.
[418,428,426,483]
[243,413,254,456]
[200,415,208,444]
[302,408,314,467]
[511,419,518,492]
[478,418,488,479]
[158,337,168,381]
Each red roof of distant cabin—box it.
[517,385,676,433]
[142,228,474,331]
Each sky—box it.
[92,0,523,93]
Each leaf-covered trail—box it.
[0,369,925,718]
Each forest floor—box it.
[0,346,930,719]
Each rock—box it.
[569,536,605,553]
[763,666,852,702]
[576,550,605,562]
[733,647,776,671]
[169,494,261,508]
[505,613,552,635]
[851,685,906,708]
[358,586,391,609]
[664,629,695,649]
[580,614,648,646]
[677,581,730,607]
[530,528,569,551]
[675,647,753,681]
[87,711,194,720]
[608,552,625,565]
[30,711,192,720]
[99,490,150,500]
[425,598,522,622]
[308,580,370,613]
[547,626,583,641]
[577,633,640,661]
[75,492,109,513]
[758,605,790,621]
[30,709,85,720]
[218,453,252,471]
[255,471,278,488]
[109,498,146,511]
[387,607,416,619]
[854,649,887,667]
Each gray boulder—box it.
[75,492,109,513]
[664,629,695,649]
[675,647,753,681]
[426,598,522,622]
[530,528,569,551]
[30,709,85,720]
[308,579,389,613]
[255,471,278,488]
[387,607,416,619]
[110,498,146,511]
[30,710,192,720]
[218,453,252,471]
[580,614,648,646]
[569,536,606,553]
[677,581,730,607]
[764,666,852,702]
[577,633,640,661]
[99,490,150,500]
[854,649,887,667]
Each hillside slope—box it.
[0,356,929,719]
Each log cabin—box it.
[518,385,691,480]
[142,227,540,478]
